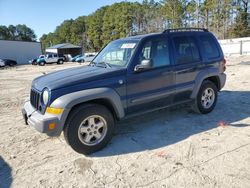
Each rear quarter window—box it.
[200,35,220,59]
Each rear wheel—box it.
[64,104,115,154]
[192,80,218,114]
[57,59,64,64]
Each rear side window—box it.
[173,36,200,64]
[200,35,220,59]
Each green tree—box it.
[184,0,197,27]
[161,0,185,28]
[0,25,10,39]
[39,0,250,52]
[0,24,36,41]
[229,0,250,37]
[101,3,134,45]
[86,6,108,51]
[54,19,74,43]
[15,24,37,41]
[70,16,86,46]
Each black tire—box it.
[39,61,45,66]
[192,80,218,114]
[64,104,115,154]
[57,59,64,64]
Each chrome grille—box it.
[30,89,40,110]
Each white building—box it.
[0,40,42,64]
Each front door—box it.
[126,36,175,114]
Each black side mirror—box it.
[134,59,152,72]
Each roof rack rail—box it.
[163,28,208,33]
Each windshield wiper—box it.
[96,61,112,68]
[89,61,112,68]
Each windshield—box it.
[92,40,138,67]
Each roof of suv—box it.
[118,28,211,41]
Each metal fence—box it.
[219,37,250,56]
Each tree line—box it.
[0,24,36,41]
[1,0,249,52]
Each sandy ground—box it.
[0,58,250,188]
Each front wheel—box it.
[64,104,115,154]
[192,80,218,114]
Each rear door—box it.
[126,36,175,114]
[171,34,204,103]
[53,54,58,63]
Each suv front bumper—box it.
[22,100,63,136]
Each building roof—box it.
[47,43,81,49]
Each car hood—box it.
[32,65,126,91]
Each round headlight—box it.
[42,89,49,105]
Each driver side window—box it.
[141,42,152,60]
[139,39,170,68]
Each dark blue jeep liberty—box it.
[22,28,226,154]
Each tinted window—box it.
[140,39,170,68]
[173,36,200,64]
[48,54,52,58]
[200,35,220,59]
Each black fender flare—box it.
[50,87,124,117]
[191,68,220,99]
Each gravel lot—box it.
[0,57,250,188]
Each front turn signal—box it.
[46,107,63,115]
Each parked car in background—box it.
[29,59,37,65]
[76,54,96,63]
[29,55,45,65]
[0,59,17,67]
[63,54,72,62]
[0,59,5,67]
[37,54,64,66]
[71,55,81,62]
